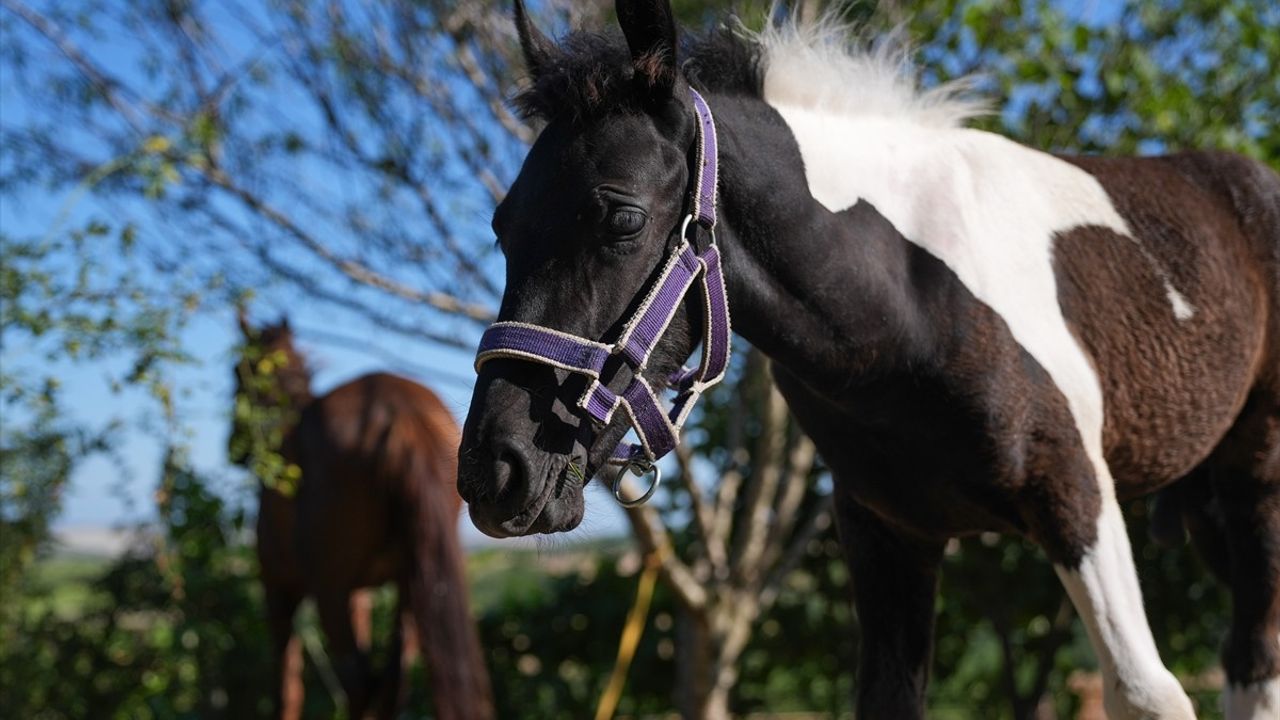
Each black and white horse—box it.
[458,3,1280,717]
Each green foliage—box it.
[734,534,858,714]
[0,455,1235,719]
[1,425,74,595]
[926,502,1231,719]
[476,552,679,718]
[469,533,856,717]
[0,453,272,719]
[913,0,1279,165]
[1,222,201,606]
[227,340,303,495]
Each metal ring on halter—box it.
[678,214,715,246]
[679,213,695,240]
[612,459,662,508]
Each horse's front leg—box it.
[1025,456,1196,720]
[262,582,304,720]
[836,491,946,719]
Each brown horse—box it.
[232,315,492,720]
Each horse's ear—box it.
[278,315,292,334]
[616,0,679,97]
[237,305,253,339]
[514,0,557,79]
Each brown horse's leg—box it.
[264,584,305,720]
[315,589,374,719]
[836,491,946,720]
[1211,396,1280,719]
[351,588,373,651]
[372,582,415,720]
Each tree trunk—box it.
[675,603,752,720]
[676,607,713,718]
[675,607,734,720]
[697,681,733,720]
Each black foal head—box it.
[458,0,707,537]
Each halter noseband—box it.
[474,88,731,507]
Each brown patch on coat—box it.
[1054,152,1278,496]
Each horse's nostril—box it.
[492,442,526,503]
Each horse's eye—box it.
[606,207,647,237]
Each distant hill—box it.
[51,525,155,559]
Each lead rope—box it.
[594,546,666,720]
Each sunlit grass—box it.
[23,554,109,620]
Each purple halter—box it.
[474,88,731,507]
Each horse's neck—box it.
[280,368,316,413]
[713,95,944,386]
[276,378,314,466]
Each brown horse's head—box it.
[229,309,313,467]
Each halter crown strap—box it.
[688,88,718,229]
[475,87,730,503]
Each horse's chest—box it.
[776,366,1058,537]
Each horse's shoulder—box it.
[322,371,438,403]
[307,372,453,436]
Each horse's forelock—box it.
[511,28,762,123]
[512,30,633,122]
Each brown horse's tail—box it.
[401,442,494,720]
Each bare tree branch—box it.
[198,162,495,323]
[620,498,708,611]
[442,9,536,146]
[2,0,151,133]
[194,205,481,350]
[9,0,508,344]
[291,324,476,389]
[729,375,789,586]
[710,352,759,548]
[760,433,817,570]
[758,497,834,611]
[674,442,725,577]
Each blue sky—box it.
[0,0,637,546]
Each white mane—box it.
[752,14,988,129]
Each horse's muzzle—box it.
[459,438,585,538]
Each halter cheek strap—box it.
[474,88,731,507]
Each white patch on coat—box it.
[1165,283,1195,320]
[1117,225,1197,321]
[1055,503,1196,720]
[756,14,1197,717]
[1224,675,1280,720]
